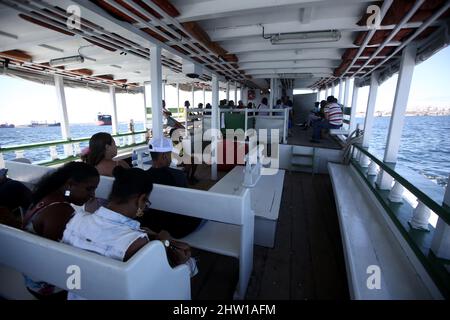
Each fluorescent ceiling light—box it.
[271,30,341,45]
[278,73,313,79]
[49,55,84,67]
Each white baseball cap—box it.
[148,136,173,153]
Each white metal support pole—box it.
[226,81,230,101]
[176,82,180,116]
[384,44,417,162]
[362,73,379,148]
[191,85,195,107]
[211,74,219,180]
[316,90,320,102]
[240,85,244,104]
[54,75,73,156]
[54,75,70,140]
[338,78,344,103]
[162,80,166,101]
[234,81,238,103]
[378,45,417,190]
[343,77,351,108]
[150,45,163,141]
[325,84,329,98]
[109,86,119,135]
[349,78,360,132]
[269,78,275,109]
[142,87,148,129]
[431,175,450,259]
[331,82,336,96]
[203,87,206,106]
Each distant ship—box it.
[29,121,60,127]
[97,114,112,126]
[0,123,14,128]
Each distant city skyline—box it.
[1,45,450,125]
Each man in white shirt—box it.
[258,97,269,116]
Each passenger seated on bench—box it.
[204,103,212,115]
[62,166,197,300]
[81,132,129,177]
[138,137,203,239]
[310,96,343,143]
[22,161,100,299]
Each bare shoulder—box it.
[34,203,75,241]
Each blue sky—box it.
[1,45,449,125]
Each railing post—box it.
[431,174,450,259]
[0,152,4,169]
[359,154,370,167]
[409,201,431,231]
[352,147,359,160]
[64,143,74,158]
[376,169,392,190]
[14,150,25,159]
[367,160,379,176]
[388,180,405,203]
[73,143,81,157]
[49,146,58,160]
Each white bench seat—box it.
[3,160,254,300]
[180,222,240,258]
[209,166,285,247]
[0,224,191,300]
[329,128,349,136]
[328,163,439,299]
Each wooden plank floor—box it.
[184,166,349,300]
[246,172,349,299]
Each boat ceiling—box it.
[0,0,449,91]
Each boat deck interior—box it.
[189,171,349,300]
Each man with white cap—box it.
[138,136,203,238]
[147,136,187,187]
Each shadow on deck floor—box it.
[246,172,349,299]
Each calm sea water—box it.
[0,122,144,164]
[1,117,449,186]
[355,116,450,187]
